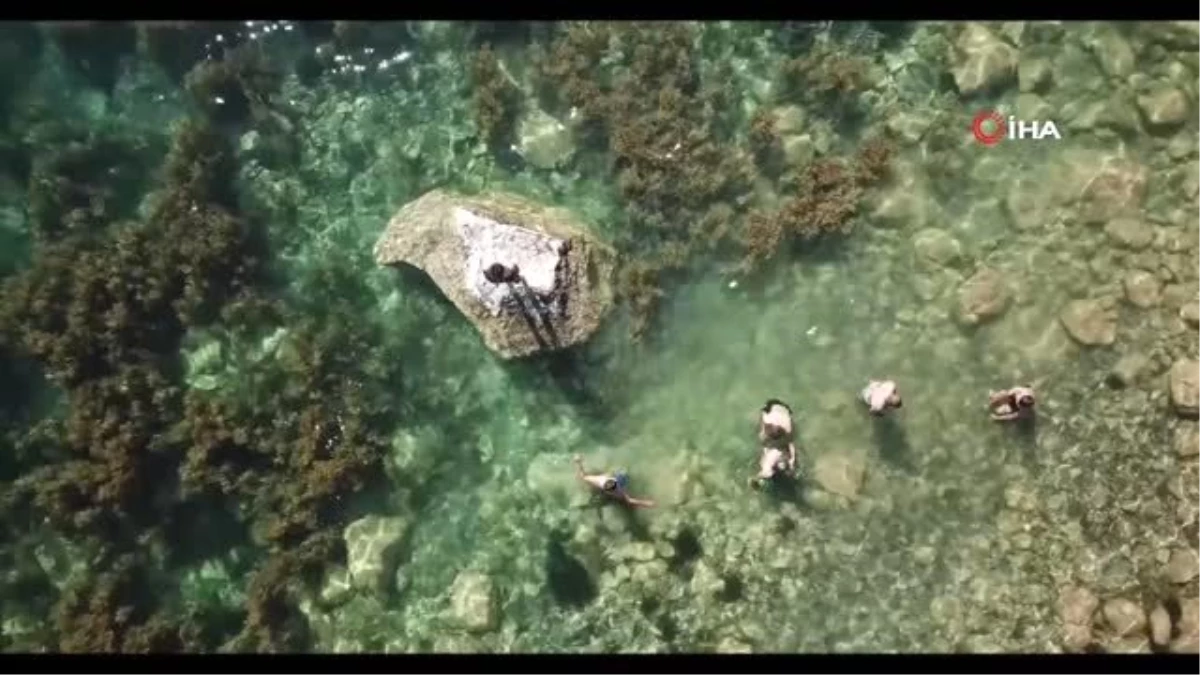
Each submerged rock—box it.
[813,452,866,499]
[1107,352,1150,389]
[344,515,410,596]
[957,267,1011,326]
[1105,218,1154,250]
[1143,21,1200,51]
[1017,55,1052,93]
[1172,596,1200,654]
[913,228,963,269]
[1166,547,1199,584]
[1077,160,1147,225]
[1059,585,1099,652]
[1059,298,1119,346]
[951,24,1018,96]
[1150,603,1172,647]
[516,108,575,170]
[1181,302,1200,327]
[374,189,617,359]
[1089,26,1136,78]
[1123,270,1163,308]
[448,570,498,633]
[1176,425,1199,458]
[1169,359,1199,418]
[1103,597,1147,638]
[1137,85,1191,130]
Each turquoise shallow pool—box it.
[0,20,1196,654]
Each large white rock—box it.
[375,189,617,359]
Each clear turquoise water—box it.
[0,20,1197,654]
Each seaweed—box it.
[26,131,162,244]
[43,21,138,93]
[0,116,264,651]
[137,21,241,83]
[54,553,205,653]
[184,44,283,129]
[470,44,523,150]
[778,40,877,118]
[738,136,895,272]
[534,22,756,337]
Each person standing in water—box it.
[573,455,655,508]
[860,379,902,416]
[751,399,798,489]
[988,385,1036,421]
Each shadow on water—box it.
[763,471,807,507]
[667,526,703,574]
[613,501,653,541]
[544,530,597,609]
[1008,414,1039,461]
[872,414,916,474]
[517,348,614,417]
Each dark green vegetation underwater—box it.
[0,21,897,652]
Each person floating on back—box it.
[860,379,903,416]
[751,399,798,489]
[988,386,1036,422]
[573,455,655,508]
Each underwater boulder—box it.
[374,189,616,359]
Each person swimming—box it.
[750,445,794,489]
[988,386,1036,422]
[751,399,798,488]
[573,455,655,508]
[860,379,902,416]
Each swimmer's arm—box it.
[988,390,1009,406]
[787,442,797,470]
[990,409,1019,421]
[624,495,655,508]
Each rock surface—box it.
[813,452,866,499]
[1017,56,1052,92]
[1123,271,1162,308]
[1058,585,1099,652]
[1169,359,1199,418]
[1102,597,1147,638]
[1107,352,1150,389]
[1060,298,1119,346]
[344,515,410,595]
[516,108,575,169]
[952,24,1018,95]
[1149,603,1172,647]
[1166,547,1199,584]
[1104,218,1154,250]
[957,267,1011,325]
[1183,303,1200,327]
[913,228,963,269]
[448,570,498,633]
[1090,27,1136,78]
[1077,160,1147,225]
[1137,85,1190,129]
[374,189,617,359]
[1176,424,1199,458]
[1172,596,1200,654]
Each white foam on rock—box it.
[456,207,564,317]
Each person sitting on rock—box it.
[860,379,903,416]
[484,262,522,285]
[573,455,655,508]
[988,385,1036,422]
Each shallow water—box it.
[0,20,1197,654]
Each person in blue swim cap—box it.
[573,455,655,508]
